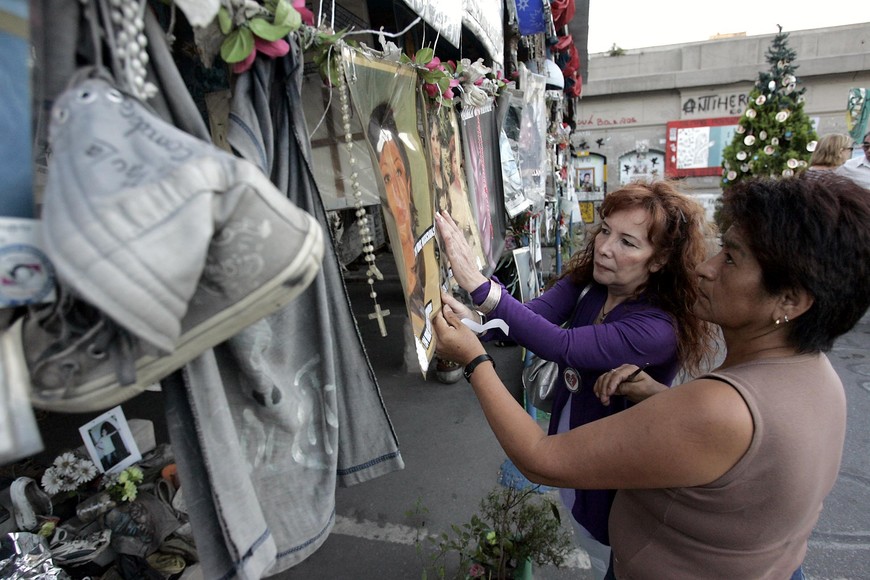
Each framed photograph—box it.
[343,45,442,374]
[576,167,596,193]
[512,247,540,303]
[79,406,142,474]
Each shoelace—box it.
[28,285,138,397]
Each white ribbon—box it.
[461,317,509,336]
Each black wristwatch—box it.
[464,354,495,382]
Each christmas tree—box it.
[721,26,818,188]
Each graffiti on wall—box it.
[575,114,638,127]
[681,91,749,118]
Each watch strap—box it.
[464,353,495,382]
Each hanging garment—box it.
[164,39,404,579]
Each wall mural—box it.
[618,147,665,185]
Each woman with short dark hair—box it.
[434,175,870,578]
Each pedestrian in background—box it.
[835,130,870,189]
[807,133,853,173]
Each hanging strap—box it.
[563,283,592,329]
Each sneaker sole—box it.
[29,213,324,413]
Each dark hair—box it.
[563,180,718,375]
[720,175,870,352]
[367,102,417,228]
[367,102,427,300]
[368,103,412,181]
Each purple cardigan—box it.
[471,277,680,544]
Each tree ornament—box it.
[755,95,767,106]
[744,135,756,146]
[759,131,767,140]
[768,80,777,92]
[745,108,757,119]
[782,168,794,177]
[771,137,779,146]
[727,170,737,180]
[782,74,796,86]
[764,145,775,155]
[787,158,799,169]
[806,140,818,152]
[736,125,746,134]
[740,163,750,172]
[775,110,790,122]
[737,151,747,161]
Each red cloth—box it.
[550,0,576,28]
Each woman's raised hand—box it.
[435,211,488,293]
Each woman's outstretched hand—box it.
[435,211,488,293]
[434,301,487,367]
[441,291,478,325]
[593,364,667,405]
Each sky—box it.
[587,3,870,53]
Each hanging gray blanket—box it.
[163,38,404,580]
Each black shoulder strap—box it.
[564,284,592,328]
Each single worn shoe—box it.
[25,71,324,413]
[50,528,112,567]
[10,476,53,532]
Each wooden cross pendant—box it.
[368,303,391,337]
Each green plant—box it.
[414,486,573,579]
[101,466,144,503]
[720,26,817,187]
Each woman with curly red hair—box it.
[437,180,716,579]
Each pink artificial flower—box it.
[468,563,486,578]
[425,56,442,71]
[233,37,290,74]
[293,0,315,26]
[423,83,441,98]
[443,78,460,100]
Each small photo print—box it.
[79,406,142,474]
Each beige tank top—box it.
[609,353,845,579]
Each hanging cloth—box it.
[164,39,404,579]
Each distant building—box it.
[571,23,870,221]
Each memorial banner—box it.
[459,99,506,275]
[343,46,440,374]
[424,103,486,287]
